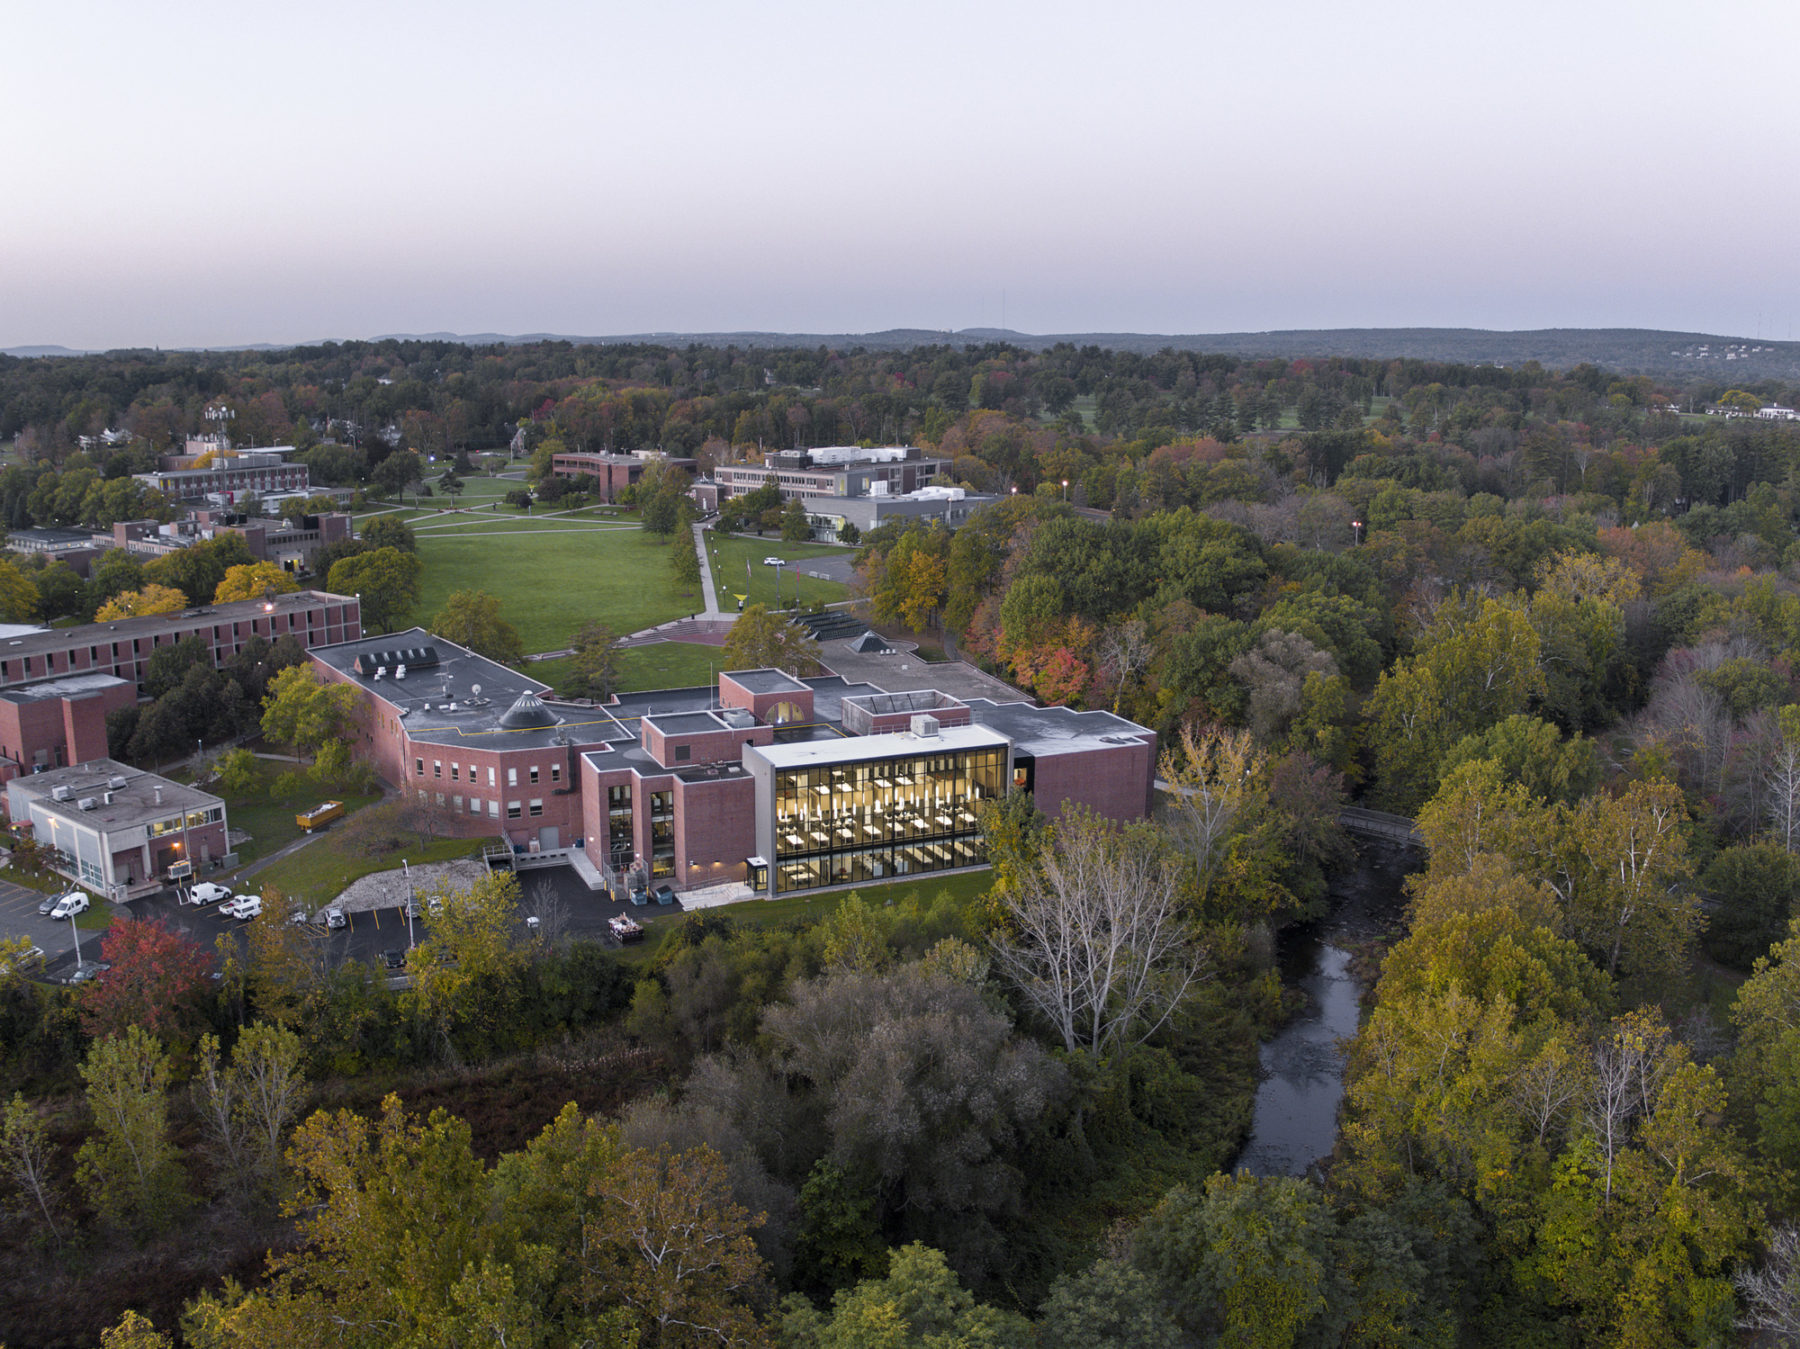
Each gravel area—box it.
[329,858,490,913]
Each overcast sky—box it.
[7,0,1799,349]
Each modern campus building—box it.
[0,591,362,697]
[134,455,311,503]
[311,629,1157,898]
[797,486,999,543]
[548,451,698,502]
[0,675,137,783]
[6,759,229,900]
[699,446,955,510]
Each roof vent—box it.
[374,666,386,680]
[498,691,559,730]
[76,797,97,811]
[395,664,407,679]
[107,776,127,789]
[910,714,940,738]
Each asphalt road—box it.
[10,863,687,984]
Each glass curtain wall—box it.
[772,746,1005,893]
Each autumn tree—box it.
[213,561,299,604]
[429,588,526,665]
[563,621,621,700]
[326,545,422,632]
[262,661,356,755]
[95,583,189,621]
[79,916,215,1045]
[193,1022,307,1195]
[990,808,1206,1060]
[76,1027,186,1229]
[1158,723,1267,910]
[402,872,525,1059]
[0,1091,63,1240]
[721,603,822,675]
[778,1242,1030,1348]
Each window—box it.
[674,745,690,762]
[551,763,561,783]
[469,797,482,815]
[488,800,500,818]
[433,760,442,779]
[507,768,517,787]
[507,801,521,819]
[529,766,539,785]
[452,795,463,811]
[450,765,459,781]
[529,799,543,817]
[488,767,496,786]
[435,793,445,806]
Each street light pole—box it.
[403,858,414,949]
[68,910,83,972]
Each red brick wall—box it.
[718,673,813,723]
[673,775,756,887]
[1029,738,1156,825]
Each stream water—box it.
[1233,837,1419,1177]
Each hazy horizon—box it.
[9,0,1799,351]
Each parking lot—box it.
[8,864,688,984]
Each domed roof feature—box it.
[497,691,558,730]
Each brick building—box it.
[135,457,310,503]
[0,591,361,696]
[312,630,1157,899]
[6,759,229,900]
[548,451,697,502]
[0,675,137,783]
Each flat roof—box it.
[0,673,133,704]
[724,669,808,695]
[963,699,1156,757]
[311,627,629,751]
[747,723,1009,770]
[0,590,354,662]
[11,759,222,831]
[644,710,736,736]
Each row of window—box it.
[0,611,349,685]
[415,758,561,786]
[417,789,544,819]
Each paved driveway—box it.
[0,878,90,970]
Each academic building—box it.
[311,630,1156,898]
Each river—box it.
[1233,837,1419,1177]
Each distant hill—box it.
[13,327,1800,381]
[368,327,1800,381]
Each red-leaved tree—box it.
[80,917,214,1045]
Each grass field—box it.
[707,534,851,611]
[616,867,993,964]
[411,524,697,654]
[252,833,486,912]
[528,642,727,697]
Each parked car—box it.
[49,892,89,920]
[68,962,110,984]
[219,895,262,921]
[1,943,44,975]
[323,907,347,930]
[38,888,86,916]
[288,906,312,926]
[382,949,406,970]
[184,882,232,905]
[653,884,677,906]
[762,556,785,566]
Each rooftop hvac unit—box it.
[374,666,386,680]
[76,797,97,811]
[51,785,71,801]
[910,714,940,738]
[107,776,127,790]
[395,664,407,679]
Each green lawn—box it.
[252,833,487,911]
[228,786,383,868]
[618,868,993,964]
[707,534,850,612]
[413,525,697,654]
[529,642,726,697]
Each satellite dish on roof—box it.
[471,684,482,696]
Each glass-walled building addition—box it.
[767,741,1007,894]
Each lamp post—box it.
[1351,519,1364,546]
[1062,479,1069,502]
[403,858,415,949]
[67,909,83,973]
[770,559,785,611]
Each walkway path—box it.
[693,522,723,618]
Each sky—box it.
[7,0,1800,350]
